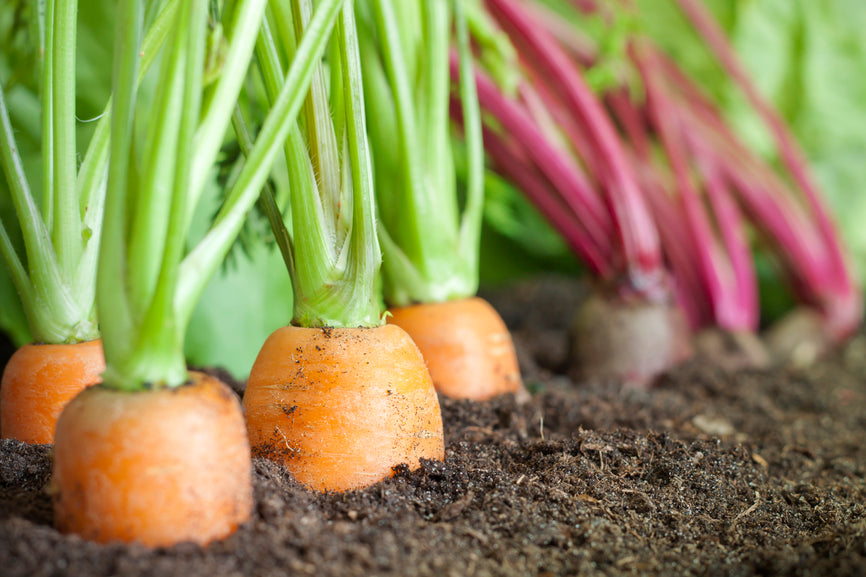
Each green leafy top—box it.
[354,0,484,307]
[97,0,346,390]
[239,0,381,328]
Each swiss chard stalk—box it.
[564,0,860,342]
[481,0,665,300]
[458,0,692,386]
[631,41,760,333]
[459,0,679,305]
[525,0,762,335]
[672,0,862,341]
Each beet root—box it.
[569,291,693,387]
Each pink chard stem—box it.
[674,0,862,339]
[485,0,666,300]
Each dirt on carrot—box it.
[2,275,866,576]
[387,296,523,400]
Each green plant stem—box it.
[126,10,190,318]
[98,0,143,386]
[254,6,335,295]
[361,0,483,306]
[51,0,82,281]
[0,83,92,342]
[331,0,381,325]
[72,0,180,308]
[176,0,347,330]
[187,0,268,222]
[455,0,484,270]
[230,106,296,281]
[128,0,207,388]
[75,0,181,216]
[40,0,55,233]
[249,0,382,327]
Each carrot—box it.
[0,339,104,443]
[52,371,252,546]
[237,0,445,492]
[244,324,444,492]
[387,297,521,400]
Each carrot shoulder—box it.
[244,324,444,492]
[387,297,522,400]
[52,371,252,546]
[1,339,104,444]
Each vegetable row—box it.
[0,0,858,548]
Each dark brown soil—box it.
[2,276,865,576]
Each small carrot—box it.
[53,371,252,546]
[0,340,104,443]
[357,0,523,400]
[239,0,444,492]
[387,297,521,400]
[244,325,444,492]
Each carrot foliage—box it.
[97,0,345,390]
[236,0,379,329]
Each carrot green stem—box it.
[241,0,380,328]
[0,39,96,343]
[97,0,145,387]
[230,107,296,280]
[0,0,186,347]
[100,0,346,389]
[132,0,207,388]
[186,0,270,223]
[176,0,350,329]
[51,0,82,282]
[455,0,485,274]
[40,0,55,233]
[359,0,483,307]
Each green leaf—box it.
[184,241,293,379]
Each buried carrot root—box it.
[1,340,104,444]
[243,324,445,493]
[387,297,523,401]
[52,372,252,547]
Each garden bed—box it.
[2,275,865,576]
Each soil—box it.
[1,275,865,576]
